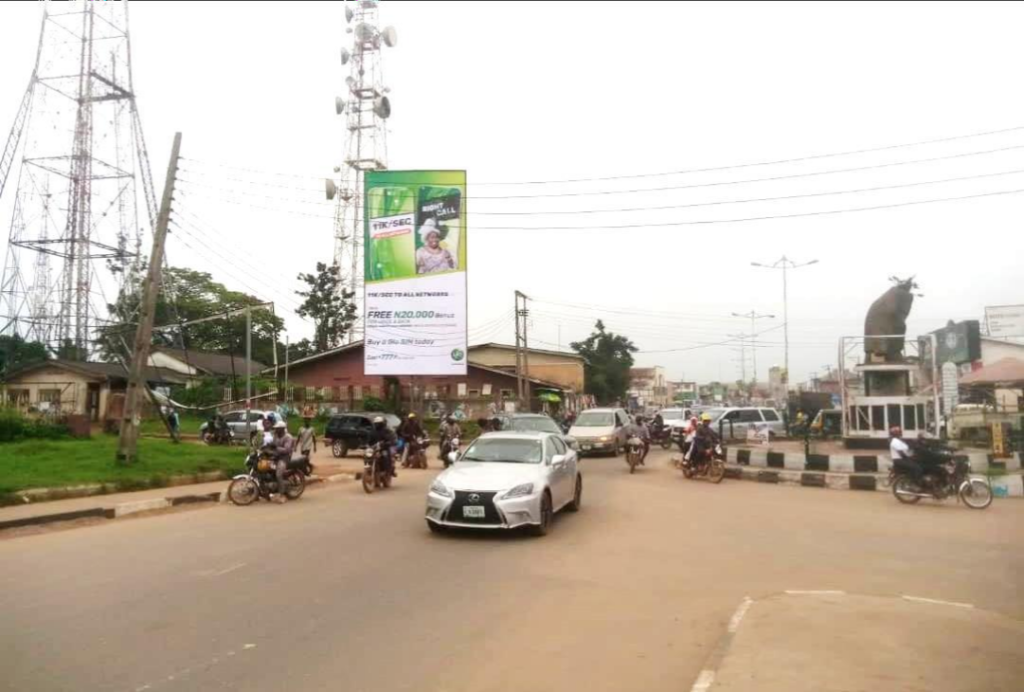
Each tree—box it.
[295,262,357,353]
[97,266,285,366]
[0,334,48,376]
[570,320,638,406]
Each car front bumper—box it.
[575,439,614,452]
[426,489,541,529]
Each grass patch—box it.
[138,413,207,437]
[0,436,243,496]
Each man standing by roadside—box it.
[167,406,180,443]
[298,417,317,459]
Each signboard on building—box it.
[985,304,1024,338]
[363,170,468,375]
[921,320,981,366]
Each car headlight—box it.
[501,483,534,499]
[429,480,453,498]
[598,436,611,442]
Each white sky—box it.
[1,1,1022,384]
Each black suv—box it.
[325,412,401,458]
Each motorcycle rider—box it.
[398,412,425,467]
[652,411,665,430]
[889,425,941,486]
[681,414,699,458]
[367,415,398,477]
[625,415,651,464]
[439,415,463,461]
[269,420,295,503]
[691,413,720,467]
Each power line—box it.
[174,180,1024,229]
[179,124,1024,186]
[180,142,1024,201]
[474,187,1024,229]
[177,167,1024,216]
[167,220,306,319]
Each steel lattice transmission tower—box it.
[326,0,397,339]
[0,2,157,356]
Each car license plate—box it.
[463,506,485,518]
[582,445,592,451]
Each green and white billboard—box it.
[364,170,467,375]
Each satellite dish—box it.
[333,166,341,173]
[325,179,337,201]
[382,26,397,47]
[335,97,345,115]
[344,5,354,23]
[340,47,350,65]
[354,22,375,42]
[373,95,391,119]
[345,76,357,92]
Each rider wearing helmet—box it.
[439,415,463,461]
[628,415,651,464]
[691,412,720,462]
[368,415,398,477]
[398,412,425,467]
[270,420,295,503]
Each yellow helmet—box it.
[700,412,712,422]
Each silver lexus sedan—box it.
[425,432,582,536]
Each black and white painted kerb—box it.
[720,448,1023,498]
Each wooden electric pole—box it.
[117,132,182,463]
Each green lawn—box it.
[139,413,207,436]
[0,436,244,497]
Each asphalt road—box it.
[2,449,1022,692]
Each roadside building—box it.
[1,359,185,424]
[628,366,667,410]
[274,341,580,418]
[148,347,266,384]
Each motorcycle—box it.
[681,442,726,483]
[651,426,673,450]
[889,441,992,509]
[362,442,394,494]
[402,435,430,469]
[202,423,234,446]
[226,448,307,505]
[626,436,645,474]
[442,435,461,469]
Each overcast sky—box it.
[1,1,1022,384]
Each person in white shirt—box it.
[889,426,912,460]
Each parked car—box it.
[324,412,402,457]
[425,431,582,536]
[568,407,630,456]
[199,410,278,444]
[492,412,578,450]
[705,407,784,440]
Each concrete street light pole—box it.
[751,256,819,390]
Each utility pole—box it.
[728,334,748,383]
[245,305,252,444]
[514,290,530,411]
[751,256,819,391]
[117,133,181,463]
[732,310,775,386]
[284,335,290,408]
